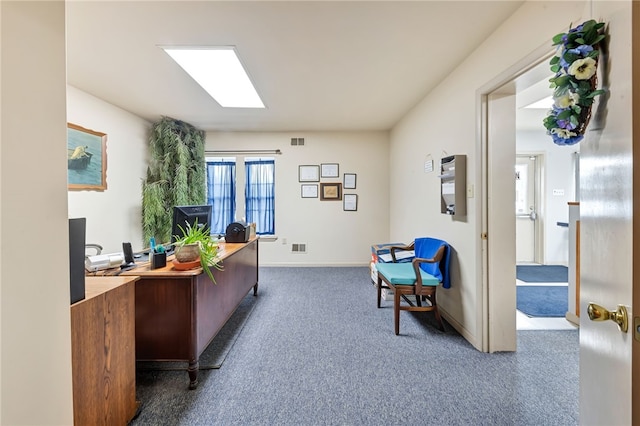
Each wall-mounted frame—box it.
[343,194,358,211]
[321,163,339,178]
[299,165,320,182]
[301,184,318,198]
[67,123,107,191]
[343,173,357,189]
[320,182,342,200]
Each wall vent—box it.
[291,243,307,253]
[290,137,305,146]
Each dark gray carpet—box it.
[516,265,568,283]
[131,267,578,426]
[517,285,568,317]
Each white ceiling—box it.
[65,1,534,133]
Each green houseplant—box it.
[174,220,221,284]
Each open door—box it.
[578,2,639,424]
[483,3,638,422]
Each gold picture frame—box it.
[67,123,107,191]
[320,183,342,200]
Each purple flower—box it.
[557,119,577,130]
[568,24,584,33]
[568,45,593,56]
[551,132,583,146]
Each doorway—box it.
[515,154,541,264]
[482,50,578,352]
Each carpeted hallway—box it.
[131,267,578,425]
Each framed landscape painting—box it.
[67,123,107,191]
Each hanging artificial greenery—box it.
[543,20,606,146]
[142,116,206,245]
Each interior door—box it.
[515,155,537,263]
[579,134,634,424]
[579,3,636,423]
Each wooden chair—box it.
[376,237,450,335]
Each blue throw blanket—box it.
[414,237,451,288]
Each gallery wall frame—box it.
[343,173,357,189]
[343,194,358,211]
[301,184,318,198]
[299,165,320,182]
[320,163,339,178]
[320,182,342,200]
[67,123,107,191]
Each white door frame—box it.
[478,45,553,353]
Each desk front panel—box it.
[134,238,258,362]
[195,238,258,352]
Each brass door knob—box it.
[587,303,628,332]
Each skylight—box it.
[523,96,553,109]
[162,47,265,108]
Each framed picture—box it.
[299,165,320,182]
[320,183,342,200]
[301,184,318,198]
[343,173,357,189]
[343,194,358,211]
[67,123,107,191]
[321,163,339,178]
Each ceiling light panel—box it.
[162,47,264,108]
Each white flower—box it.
[570,92,580,104]
[554,94,573,108]
[568,57,597,80]
[551,128,578,139]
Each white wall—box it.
[67,86,150,253]
[66,94,390,265]
[1,2,73,424]
[206,131,390,266]
[516,129,578,265]
[388,1,586,349]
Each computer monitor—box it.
[171,204,212,243]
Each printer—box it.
[225,221,250,243]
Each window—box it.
[245,159,275,234]
[206,159,236,234]
[206,157,275,235]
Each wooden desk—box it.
[71,276,139,426]
[123,238,258,389]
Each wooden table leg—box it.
[188,360,199,389]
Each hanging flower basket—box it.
[543,20,606,146]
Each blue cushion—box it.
[376,262,440,286]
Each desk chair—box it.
[376,237,450,335]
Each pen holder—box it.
[150,251,167,270]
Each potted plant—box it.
[173,220,221,283]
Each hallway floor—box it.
[516,279,577,331]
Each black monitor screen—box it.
[171,204,212,243]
